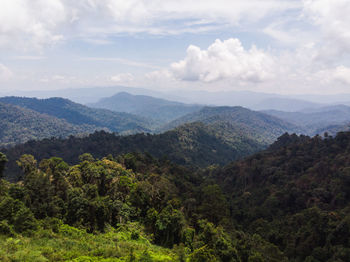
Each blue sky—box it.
[0,0,350,94]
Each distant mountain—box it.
[88,92,203,123]
[0,96,153,134]
[0,86,171,104]
[263,104,350,135]
[0,102,104,147]
[161,106,299,144]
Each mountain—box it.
[161,106,299,144]
[0,96,153,134]
[209,131,350,261]
[0,86,171,104]
[88,92,203,123]
[0,102,104,147]
[263,104,350,135]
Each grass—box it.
[0,222,178,262]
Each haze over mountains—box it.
[5,85,350,111]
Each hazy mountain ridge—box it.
[88,92,203,123]
[263,104,350,135]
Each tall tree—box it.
[0,152,7,179]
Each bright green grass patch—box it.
[0,223,177,262]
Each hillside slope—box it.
[209,132,350,261]
[2,122,266,181]
[0,102,103,147]
[0,96,153,134]
[162,106,299,144]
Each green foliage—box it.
[4,130,350,261]
[211,132,350,261]
[0,223,176,261]
[3,123,265,181]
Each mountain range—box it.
[0,96,153,139]
[263,104,350,135]
[88,92,203,123]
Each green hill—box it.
[208,131,350,261]
[0,102,104,147]
[2,121,266,181]
[0,96,153,134]
[161,106,299,144]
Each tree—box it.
[0,152,7,178]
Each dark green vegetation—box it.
[162,106,298,144]
[263,104,350,135]
[0,102,102,147]
[4,131,350,261]
[0,152,285,261]
[206,131,350,261]
[0,96,153,139]
[89,92,203,123]
[2,122,264,181]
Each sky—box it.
[0,0,350,95]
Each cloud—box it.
[13,56,47,60]
[169,38,275,83]
[79,57,160,69]
[333,66,350,85]
[303,0,350,57]
[110,73,134,83]
[0,0,300,50]
[0,64,13,81]
[0,0,67,50]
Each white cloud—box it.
[169,38,275,83]
[110,73,134,83]
[316,66,350,85]
[0,0,67,50]
[333,66,350,85]
[0,0,300,50]
[13,56,47,60]
[303,0,350,57]
[0,64,13,81]
[79,57,160,69]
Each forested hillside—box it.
[2,122,265,181]
[0,152,285,261]
[206,131,350,261]
[3,131,350,261]
[162,106,299,144]
[0,96,153,134]
[89,92,203,123]
[0,102,104,147]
